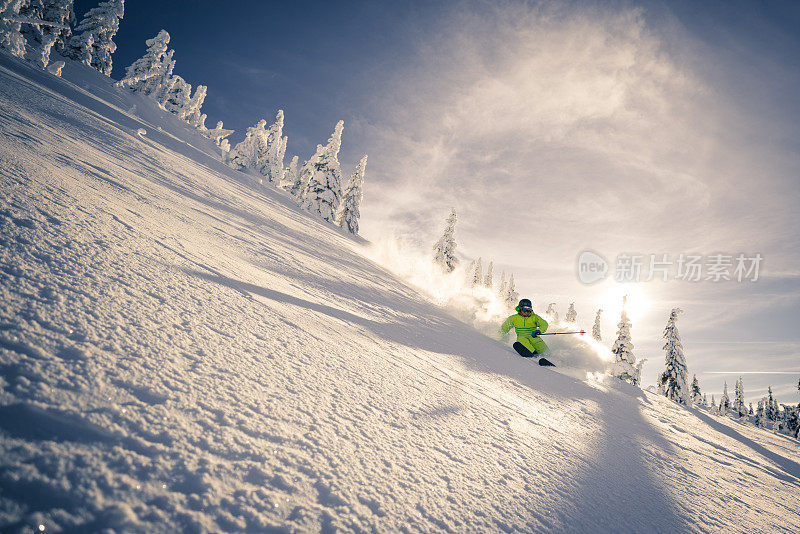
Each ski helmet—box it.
[516,298,532,312]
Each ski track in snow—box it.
[1,53,799,533]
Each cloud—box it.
[356,1,799,263]
[358,2,718,244]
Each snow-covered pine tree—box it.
[610,296,640,385]
[432,208,458,272]
[766,386,777,422]
[691,375,701,404]
[505,274,518,307]
[20,0,74,68]
[0,0,28,58]
[162,75,192,117]
[151,48,176,103]
[275,133,288,175]
[228,119,266,171]
[710,394,716,409]
[45,0,72,52]
[262,110,287,183]
[288,154,310,198]
[18,0,39,43]
[748,403,753,416]
[21,0,74,51]
[783,405,800,438]
[772,392,780,424]
[183,84,207,128]
[201,121,234,148]
[484,261,493,289]
[546,303,559,324]
[659,308,689,405]
[497,271,507,299]
[471,258,482,287]
[565,303,577,323]
[464,260,475,284]
[337,155,367,235]
[719,382,730,414]
[117,29,170,92]
[63,0,123,75]
[281,155,299,191]
[779,405,790,432]
[299,120,345,222]
[294,144,323,199]
[64,21,90,65]
[702,393,708,406]
[734,376,747,417]
[633,359,646,388]
[194,111,207,131]
[755,399,764,427]
[592,309,602,341]
[233,112,288,182]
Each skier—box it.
[501,298,555,366]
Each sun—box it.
[600,282,649,323]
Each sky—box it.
[78,0,800,403]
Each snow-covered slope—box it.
[1,53,799,533]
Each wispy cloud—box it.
[360,3,711,242]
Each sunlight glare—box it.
[601,282,649,323]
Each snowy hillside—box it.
[1,53,799,533]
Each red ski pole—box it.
[539,330,586,336]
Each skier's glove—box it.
[531,330,541,338]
